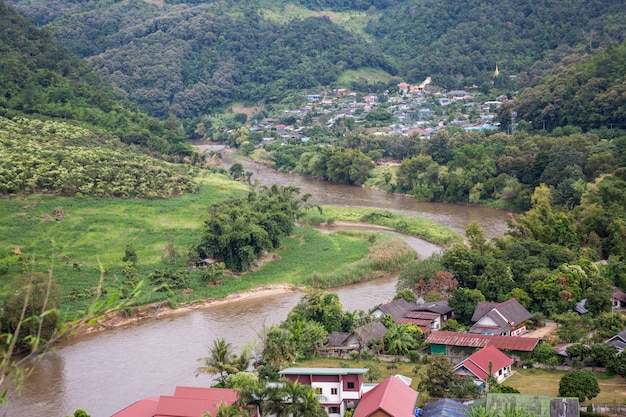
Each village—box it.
[112,292,626,417]
[248,77,502,144]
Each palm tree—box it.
[384,323,417,356]
[202,401,249,417]
[196,338,239,387]
[280,380,326,417]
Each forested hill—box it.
[0,0,201,199]
[366,0,626,90]
[7,0,393,120]
[6,0,626,125]
[0,0,191,154]
[497,41,626,132]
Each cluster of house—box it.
[111,369,579,417]
[111,294,626,416]
[252,82,502,143]
[325,298,539,390]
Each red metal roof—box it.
[111,387,239,417]
[403,312,439,320]
[454,345,513,381]
[425,331,539,352]
[354,376,418,417]
[173,386,238,403]
[111,397,159,417]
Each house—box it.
[397,311,441,334]
[111,386,240,417]
[421,398,469,417]
[372,300,453,335]
[328,331,352,348]
[454,345,513,388]
[411,301,453,330]
[605,329,626,352]
[279,367,369,417]
[473,393,579,417]
[613,291,626,310]
[470,299,532,336]
[424,331,539,358]
[353,375,419,417]
[371,298,415,322]
[345,321,388,352]
[195,258,217,268]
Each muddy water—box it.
[4,148,512,417]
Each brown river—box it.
[4,148,511,417]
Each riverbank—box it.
[72,284,302,337]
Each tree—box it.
[280,380,326,417]
[203,401,249,417]
[565,344,591,369]
[66,410,91,417]
[1,272,61,353]
[196,338,239,387]
[589,343,617,368]
[287,290,349,333]
[122,243,138,265]
[607,351,626,380]
[262,326,297,370]
[393,289,417,303]
[558,369,600,402]
[384,323,419,356]
[422,355,456,398]
[448,288,485,325]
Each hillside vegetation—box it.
[0,0,192,156]
[498,42,626,132]
[7,0,626,127]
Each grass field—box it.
[335,68,394,88]
[260,4,374,38]
[506,368,626,405]
[315,206,463,246]
[0,173,414,320]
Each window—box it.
[316,387,323,395]
[347,382,355,389]
[331,388,338,395]
[329,407,340,414]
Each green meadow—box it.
[0,172,419,320]
[312,206,463,246]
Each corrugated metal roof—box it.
[424,331,539,351]
[454,345,513,381]
[111,397,159,417]
[404,312,440,320]
[422,398,469,417]
[280,367,369,376]
[353,375,418,417]
[173,386,238,402]
[155,396,222,417]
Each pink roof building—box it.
[353,376,418,417]
[454,345,513,387]
[111,387,240,417]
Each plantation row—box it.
[0,136,199,198]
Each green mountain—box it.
[0,0,200,198]
[498,41,626,132]
[6,0,626,127]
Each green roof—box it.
[279,367,369,376]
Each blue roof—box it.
[422,398,469,417]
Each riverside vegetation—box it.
[0,177,438,321]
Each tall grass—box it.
[304,232,415,288]
[302,206,462,246]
